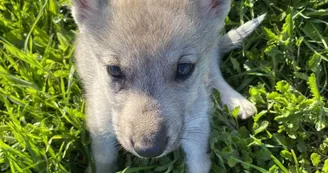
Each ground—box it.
[0,0,328,172]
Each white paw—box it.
[86,165,92,173]
[87,162,117,173]
[221,93,257,119]
[186,154,211,173]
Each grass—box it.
[0,0,327,172]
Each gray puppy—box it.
[71,0,264,172]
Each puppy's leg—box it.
[210,49,256,119]
[209,15,266,119]
[182,118,211,173]
[85,87,118,173]
[182,97,211,173]
[88,135,118,173]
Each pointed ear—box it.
[219,14,266,54]
[199,0,231,18]
[71,0,109,27]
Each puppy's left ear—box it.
[198,0,231,19]
[71,0,110,29]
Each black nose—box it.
[133,132,167,158]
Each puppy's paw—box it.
[86,165,92,173]
[236,98,257,119]
[221,94,257,119]
[186,154,211,173]
[86,164,117,173]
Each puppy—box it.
[71,0,264,172]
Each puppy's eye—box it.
[176,63,194,80]
[106,65,123,78]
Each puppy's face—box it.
[72,0,231,158]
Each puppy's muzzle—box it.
[132,127,168,158]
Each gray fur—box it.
[71,0,264,172]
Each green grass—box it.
[0,0,327,172]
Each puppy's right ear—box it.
[71,0,109,28]
[198,0,231,20]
